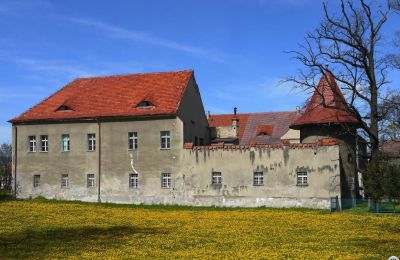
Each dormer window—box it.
[137,100,154,108]
[56,105,73,111]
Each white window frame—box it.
[61,174,69,188]
[128,132,138,150]
[253,172,264,186]
[33,175,40,188]
[129,173,138,188]
[161,173,171,188]
[87,174,95,188]
[212,172,222,185]
[297,172,308,186]
[160,131,171,149]
[88,133,96,151]
[28,136,36,152]
[40,135,48,152]
[61,134,70,152]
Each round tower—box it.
[290,70,360,209]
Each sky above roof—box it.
[0,0,399,143]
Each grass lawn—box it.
[0,196,399,259]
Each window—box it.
[28,136,36,152]
[212,172,222,185]
[137,100,153,108]
[88,133,96,151]
[160,131,171,149]
[129,173,138,188]
[62,134,70,152]
[128,132,138,150]
[297,172,308,186]
[253,172,264,186]
[87,174,95,188]
[161,173,171,188]
[194,136,198,146]
[61,174,69,188]
[40,135,48,152]
[199,138,204,146]
[33,175,40,188]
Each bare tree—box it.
[285,0,398,159]
[0,143,12,190]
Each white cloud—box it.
[66,17,226,63]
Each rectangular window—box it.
[28,136,36,152]
[128,132,138,150]
[61,174,69,188]
[253,172,264,186]
[40,135,48,152]
[199,138,204,146]
[297,172,308,186]
[88,133,96,151]
[129,173,138,188]
[161,173,171,188]
[33,175,40,188]
[160,131,171,149]
[87,174,95,188]
[212,172,222,185]
[194,136,198,146]
[62,134,70,152]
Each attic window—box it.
[137,101,154,108]
[258,132,268,136]
[56,105,73,111]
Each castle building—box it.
[10,70,360,209]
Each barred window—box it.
[88,133,96,151]
[253,172,264,186]
[160,131,171,149]
[161,173,171,188]
[212,172,222,185]
[28,136,36,152]
[129,173,138,188]
[40,135,48,152]
[87,174,95,188]
[33,175,40,188]
[297,172,308,186]
[128,132,138,150]
[61,174,69,188]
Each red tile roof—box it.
[290,71,359,129]
[209,112,300,145]
[256,125,274,136]
[10,70,193,123]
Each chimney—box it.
[296,106,301,113]
[234,107,237,115]
[207,110,210,119]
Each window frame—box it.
[129,173,138,189]
[87,174,95,188]
[253,172,264,186]
[128,132,138,150]
[28,136,36,152]
[33,175,40,188]
[61,174,69,188]
[296,172,308,186]
[161,173,171,189]
[160,131,171,149]
[61,134,70,152]
[212,171,222,186]
[40,135,48,152]
[87,133,96,151]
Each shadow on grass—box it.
[0,225,169,258]
[0,190,13,201]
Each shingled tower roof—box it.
[290,70,359,130]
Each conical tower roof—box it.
[290,71,359,130]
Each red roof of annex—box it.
[10,70,193,123]
[290,71,359,129]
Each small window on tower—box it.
[56,105,73,111]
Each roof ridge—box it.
[209,111,297,117]
[75,69,193,80]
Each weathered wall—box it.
[176,77,209,145]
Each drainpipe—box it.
[13,125,17,198]
[97,120,102,203]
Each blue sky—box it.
[0,0,399,144]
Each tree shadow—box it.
[0,225,169,258]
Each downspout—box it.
[13,125,17,198]
[97,120,102,203]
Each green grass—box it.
[0,197,399,259]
